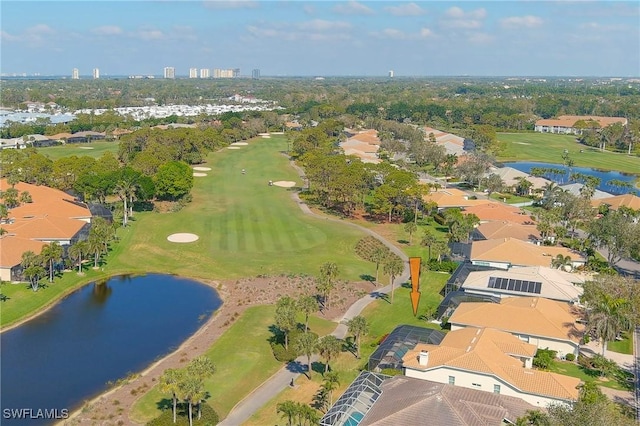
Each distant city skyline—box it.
[1,1,639,77]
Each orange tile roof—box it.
[402,327,580,401]
[3,216,86,241]
[591,193,640,211]
[475,221,541,241]
[535,115,627,128]
[48,132,74,140]
[471,238,586,267]
[463,203,536,225]
[449,297,585,343]
[423,188,491,208]
[0,235,47,268]
[347,129,380,145]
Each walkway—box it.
[219,163,411,426]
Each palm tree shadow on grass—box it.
[156,398,172,411]
[360,274,375,283]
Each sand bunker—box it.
[193,173,207,177]
[231,142,249,146]
[167,233,199,243]
[79,147,95,149]
[258,133,270,136]
[193,166,211,171]
[273,181,296,188]
[261,135,271,138]
[227,146,241,150]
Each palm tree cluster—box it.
[354,237,405,296]
[276,400,319,426]
[159,356,215,426]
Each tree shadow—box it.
[155,398,172,411]
[397,239,409,245]
[342,337,357,357]
[312,361,326,375]
[0,294,9,301]
[286,360,307,374]
[401,282,412,289]
[267,324,284,345]
[359,274,375,283]
[370,291,390,303]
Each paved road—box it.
[219,166,411,426]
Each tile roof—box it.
[346,129,381,145]
[0,235,47,268]
[360,376,536,426]
[470,238,586,267]
[402,327,580,401]
[474,221,541,241]
[559,183,612,200]
[3,216,86,241]
[535,115,627,128]
[463,203,536,225]
[423,188,491,208]
[592,193,640,211]
[460,266,586,302]
[449,297,585,343]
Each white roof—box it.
[559,183,612,200]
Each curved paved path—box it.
[219,162,411,426]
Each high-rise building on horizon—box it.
[388,70,394,78]
[72,68,79,79]
[200,68,210,78]
[93,68,100,79]
[214,68,238,78]
[163,67,175,79]
[189,68,198,78]
[252,69,260,79]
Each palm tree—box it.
[551,254,573,271]
[187,356,215,419]
[346,316,369,359]
[159,368,184,424]
[179,375,203,426]
[276,400,299,426]
[587,294,632,356]
[404,221,417,245]
[370,246,388,285]
[322,371,340,406]
[384,254,404,304]
[420,231,437,261]
[68,241,88,274]
[294,332,317,379]
[40,242,63,282]
[316,335,342,373]
[87,236,103,268]
[318,262,338,310]
[275,296,298,350]
[21,251,45,292]
[297,295,318,333]
[514,176,533,196]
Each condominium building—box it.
[213,68,240,78]
[200,68,210,79]
[93,68,100,79]
[72,68,79,79]
[252,69,260,79]
[163,67,176,79]
[189,68,198,78]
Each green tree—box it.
[585,291,632,356]
[481,173,505,197]
[40,241,63,282]
[318,262,338,310]
[316,335,342,373]
[294,332,318,379]
[276,400,299,426]
[321,371,340,406]
[297,295,318,333]
[21,251,45,292]
[383,254,404,304]
[420,231,438,261]
[551,254,573,272]
[179,374,204,426]
[588,210,638,266]
[186,356,215,420]
[370,246,389,285]
[404,221,418,245]
[68,241,87,274]
[154,160,194,200]
[159,368,184,424]
[275,296,298,350]
[346,315,369,359]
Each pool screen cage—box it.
[367,324,445,372]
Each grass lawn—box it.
[489,193,533,204]
[608,333,633,355]
[1,134,373,328]
[497,132,640,176]
[130,305,338,423]
[38,140,120,160]
[549,360,633,391]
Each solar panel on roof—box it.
[487,277,543,295]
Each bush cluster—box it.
[148,403,219,426]
[426,259,459,273]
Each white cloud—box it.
[332,1,374,16]
[420,28,434,38]
[92,26,123,36]
[246,20,352,42]
[578,22,630,32]
[301,20,351,32]
[441,7,486,29]
[371,27,435,40]
[202,0,259,9]
[385,3,426,17]
[1,30,19,42]
[468,32,494,44]
[500,15,543,29]
[137,28,165,41]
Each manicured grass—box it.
[549,360,633,391]
[130,305,338,423]
[1,135,373,328]
[38,140,119,160]
[489,193,533,204]
[497,132,640,176]
[608,333,633,355]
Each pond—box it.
[0,274,221,425]
[502,161,637,195]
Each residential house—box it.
[448,297,585,357]
[472,221,542,243]
[470,238,587,270]
[534,115,627,134]
[463,202,536,225]
[424,188,490,210]
[402,327,580,407]
[591,193,640,212]
[559,183,612,200]
[486,167,551,195]
[340,129,382,164]
[458,266,586,303]
[423,126,470,157]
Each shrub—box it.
[433,213,447,226]
[533,348,557,370]
[380,368,403,376]
[426,259,459,273]
[565,353,575,362]
[148,403,219,426]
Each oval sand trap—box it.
[167,233,199,243]
[193,172,207,177]
[79,146,95,149]
[261,135,271,138]
[227,146,241,150]
[231,142,248,146]
[273,181,296,188]
[193,166,211,171]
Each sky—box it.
[1,1,639,77]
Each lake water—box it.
[0,274,221,425]
[503,161,638,195]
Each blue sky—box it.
[1,1,639,77]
